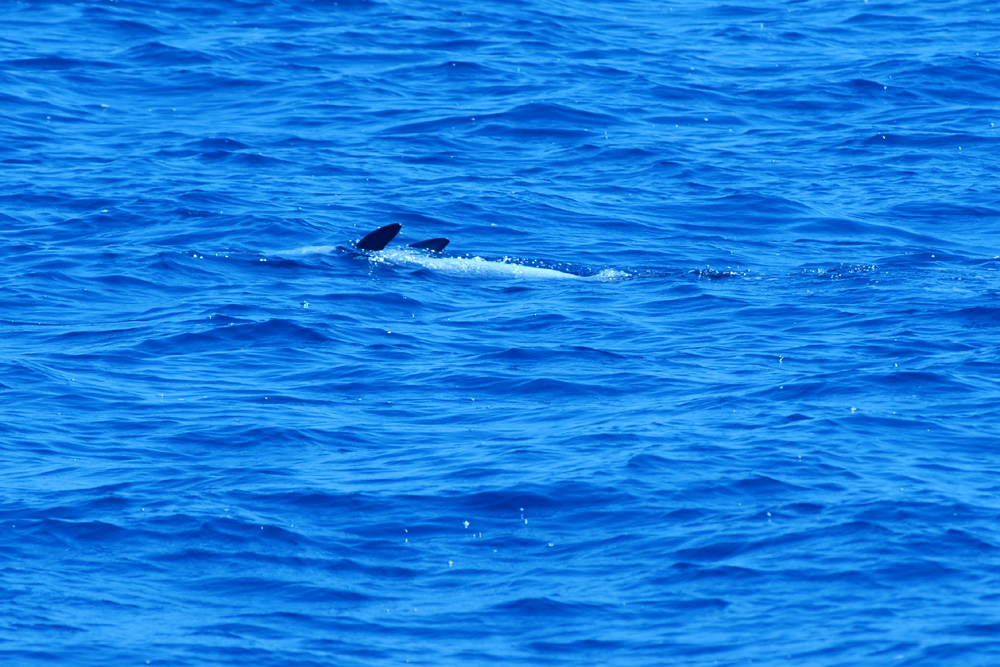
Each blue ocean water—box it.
[2,0,999,664]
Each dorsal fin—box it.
[409,237,450,252]
[356,223,401,251]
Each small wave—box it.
[591,268,631,282]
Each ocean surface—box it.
[2,0,999,664]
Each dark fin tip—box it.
[409,237,450,252]
[356,223,401,251]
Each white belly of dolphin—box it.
[375,248,580,279]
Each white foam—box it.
[592,268,632,282]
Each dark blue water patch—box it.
[5,56,118,71]
[123,41,211,65]
[949,305,1000,328]
[131,318,332,356]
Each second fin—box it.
[408,238,450,252]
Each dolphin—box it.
[286,224,627,280]
[354,223,587,280]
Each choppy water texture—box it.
[3,0,1000,665]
